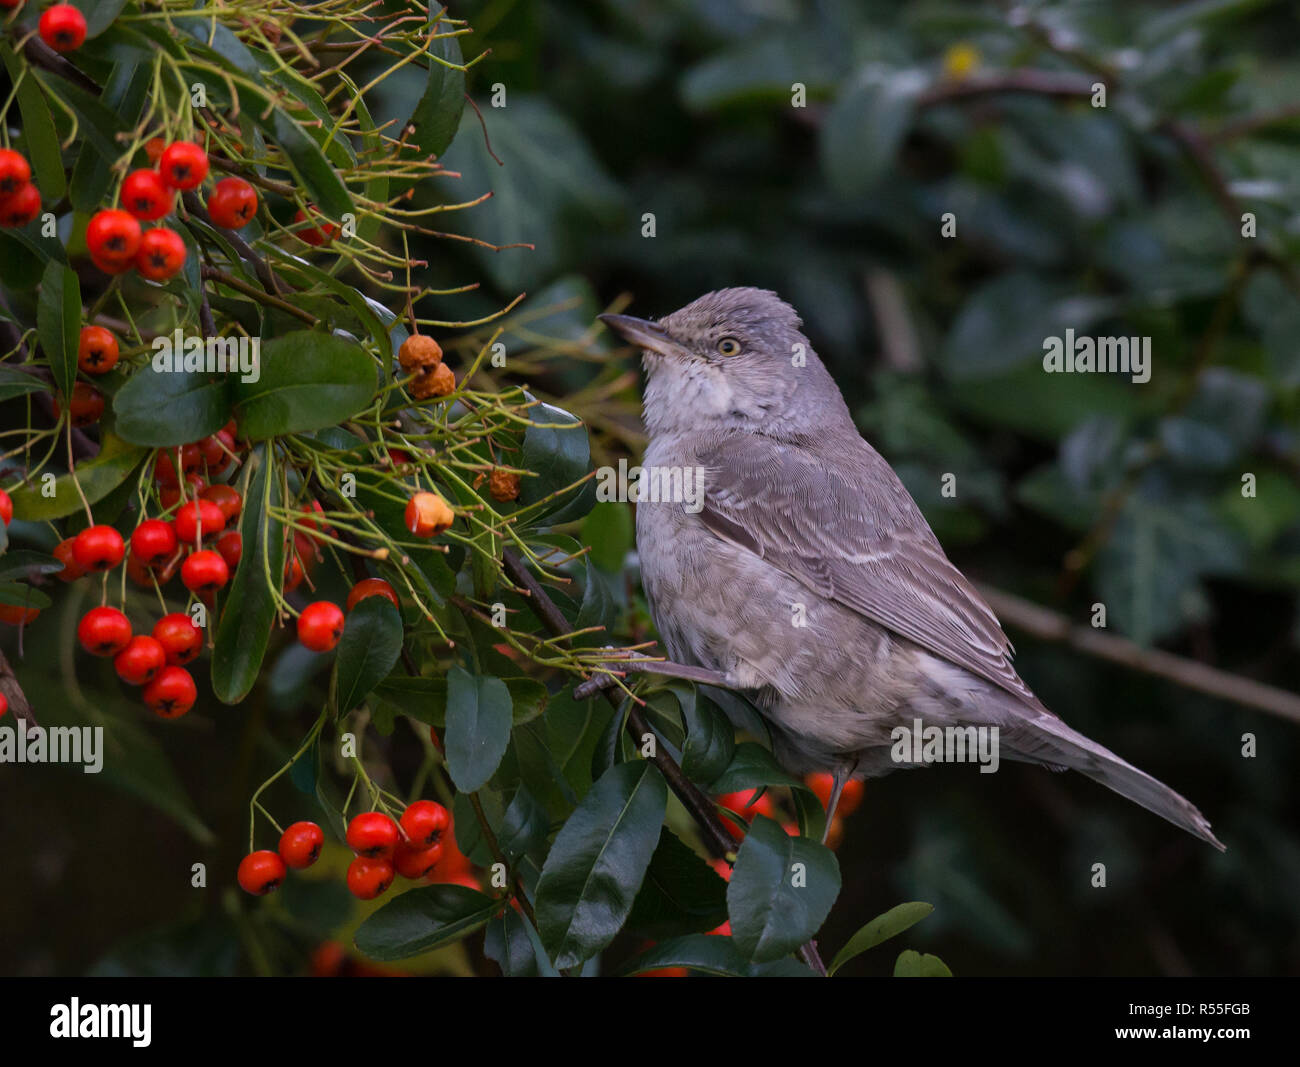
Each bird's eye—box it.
[716,337,741,356]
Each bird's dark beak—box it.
[598,313,682,359]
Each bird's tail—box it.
[1006,709,1224,851]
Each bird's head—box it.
[599,287,851,440]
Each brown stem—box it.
[0,647,37,728]
[200,265,317,325]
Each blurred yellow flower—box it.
[942,42,981,80]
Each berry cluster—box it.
[0,147,42,229]
[84,141,257,283]
[236,801,472,902]
[397,334,455,400]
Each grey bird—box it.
[599,287,1223,851]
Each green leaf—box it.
[353,883,501,962]
[678,685,735,783]
[406,5,466,158]
[374,674,546,727]
[265,107,353,219]
[574,558,616,644]
[73,0,131,37]
[112,365,234,447]
[0,583,52,610]
[708,741,807,795]
[820,66,924,197]
[70,61,150,211]
[497,783,548,863]
[37,261,79,403]
[31,73,123,160]
[581,501,634,574]
[232,331,377,440]
[828,902,935,976]
[443,666,512,792]
[484,907,558,977]
[0,550,64,584]
[619,934,817,977]
[1,44,65,203]
[893,949,953,977]
[625,829,728,938]
[334,596,403,712]
[727,815,841,963]
[9,435,146,521]
[535,760,667,969]
[518,400,594,524]
[0,366,51,403]
[212,446,285,703]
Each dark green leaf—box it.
[1,44,65,203]
[444,666,512,792]
[518,400,594,524]
[535,760,667,969]
[498,784,548,863]
[406,6,466,158]
[212,446,285,703]
[374,673,547,727]
[334,596,403,712]
[821,66,923,196]
[625,829,728,938]
[727,815,841,963]
[679,685,735,783]
[708,741,807,795]
[113,365,234,447]
[353,883,501,962]
[232,331,377,439]
[37,261,79,403]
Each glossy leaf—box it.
[334,596,403,712]
[443,666,513,793]
[535,759,667,969]
[37,261,79,403]
[828,902,935,976]
[353,883,501,962]
[727,815,841,963]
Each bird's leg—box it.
[820,766,848,845]
[573,658,733,700]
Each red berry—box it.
[129,519,178,566]
[346,811,399,859]
[282,554,304,593]
[53,538,86,581]
[173,498,225,543]
[214,529,242,571]
[152,613,203,665]
[347,578,399,612]
[77,606,132,657]
[0,487,10,525]
[198,431,236,475]
[113,635,167,685]
[394,839,444,880]
[143,665,197,718]
[38,4,86,52]
[77,325,119,375]
[181,549,228,594]
[293,207,336,246]
[0,693,7,718]
[158,142,209,191]
[237,850,286,896]
[58,381,105,427]
[278,821,325,869]
[0,149,30,197]
[201,484,242,522]
[154,444,201,487]
[0,183,40,227]
[86,209,142,269]
[72,525,125,572]
[805,773,865,817]
[120,168,173,221]
[297,601,344,652]
[135,226,186,281]
[159,474,206,511]
[346,856,394,900]
[206,177,258,229]
[0,604,40,625]
[400,800,449,850]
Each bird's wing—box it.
[695,435,1041,707]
